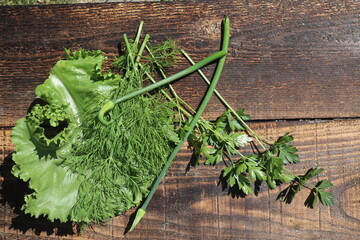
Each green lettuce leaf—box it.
[11,118,82,222]
[11,48,176,225]
[35,49,119,125]
[11,49,119,223]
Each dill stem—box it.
[145,45,180,99]
[123,34,137,70]
[181,49,271,149]
[110,50,224,104]
[134,21,144,46]
[128,17,230,232]
[145,44,196,115]
[124,34,192,119]
[98,51,226,124]
[123,33,150,71]
[135,34,150,67]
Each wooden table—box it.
[0,1,359,239]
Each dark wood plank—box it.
[1,119,360,239]
[2,1,360,126]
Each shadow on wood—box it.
[0,152,76,236]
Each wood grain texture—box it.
[1,1,360,239]
[1,119,360,239]
[2,0,360,126]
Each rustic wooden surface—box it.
[2,1,360,126]
[0,0,360,239]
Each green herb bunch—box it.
[11,30,180,226]
[10,18,333,233]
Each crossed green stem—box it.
[98,50,226,125]
[180,50,271,149]
[97,17,230,232]
[97,17,333,230]
[129,17,230,232]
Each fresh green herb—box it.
[10,17,333,234]
[180,49,333,211]
[270,133,300,164]
[279,168,334,208]
[11,44,178,225]
[126,17,230,232]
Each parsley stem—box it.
[127,17,230,232]
[181,49,271,149]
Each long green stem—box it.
[143,48,247,157]
[98,50,226,124]
[127,16,230,233]
[181,49,271,148]
[134,21,144,46]
[144,44,194,120]
[135,34,150,67]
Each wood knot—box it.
[194,18,222,38]
[341,181,360,221]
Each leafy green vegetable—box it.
[11,118,82,222]
[11,49,118,222]
[12,45,177,225]
[318,189,334,206]
[11,18,333,233]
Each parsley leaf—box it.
[270,133,300,164]
[316,180,333,190]
[318,190,334,206]
[278,167,333,208]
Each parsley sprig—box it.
[187,107,333,209]
[179,48,333,209]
